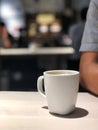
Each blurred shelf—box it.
[0,47,74,56]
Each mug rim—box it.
[44,70,79,76]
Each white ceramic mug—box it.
[37,70,79,115]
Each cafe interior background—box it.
[0,0,90,91]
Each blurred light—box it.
[50,24,62,33]
[0,0,25,38]
[36,13,55,25]
[39,25,49,33]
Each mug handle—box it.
[37,76,46,97]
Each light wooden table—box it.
[0,92,98,130]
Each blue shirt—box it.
[80,0,98,52]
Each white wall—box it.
[23,0,65,13]
[22,0,37,13]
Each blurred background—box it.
[0,0,90,91]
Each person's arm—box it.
[80,52,98,96]
[2,26,11,48]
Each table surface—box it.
[0,47,74,55]
[0,92,98,130]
